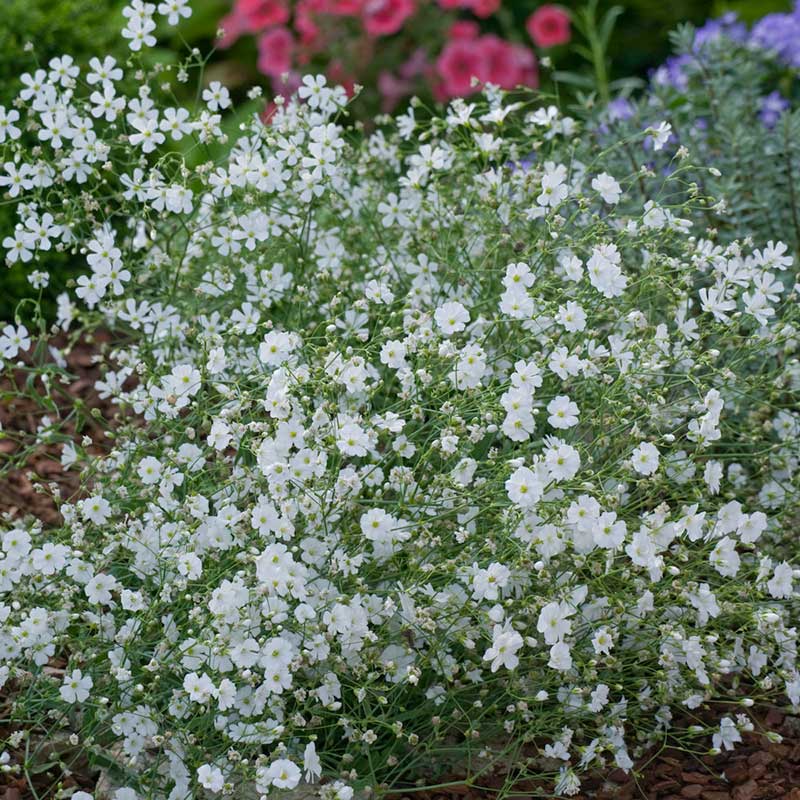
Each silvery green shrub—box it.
[581,24,800,252]
[1,4,799,798]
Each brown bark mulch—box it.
[0,330,123,526]
[394,706,799,800]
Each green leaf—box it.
[552,71,597,89]
[599,6,624,49]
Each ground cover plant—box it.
[0,2,799,798]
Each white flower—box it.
[547,396,580,430]
[87,56,123,86]
[712,717,742,752]
[85,573,119,605]
[434,301,470,335]
[767,562,794,599]
[304,742,322,782]
[0,106,21,142]
[709,536,740,578]
[592,512,626,549]
[556,301,587,332]
[81,496,112,524]
[589,684,610,712]
[337,421,370,457]
[506,466,544,508]
[202,81,231,112]
[537,601,574,645]
[537,164,568,207]
[483,624,524,672]
[264,758,301,790]
[197,764,224,792]
[548,641,573,671]
[591,172,621,204]
[0,324,31,359]
[689,583,720,626]
[137,456,162,485]
[297,75,328,109]
[60,669,93,703]
[184,672,216,703]
[650,121,672,151]
[122,13,157,51]
[472,562,511,601]
[704,460,723,494]
[207,419,232,451]
[158,0,192,25]
[591,627,614,655]
[544,442,580,481]
[631,442,660,476]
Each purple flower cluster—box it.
[760,90,791,129]
[642,5,798,132]
[654,5,800,92]
[751,2,800,68]
[692,4,800,68]
[694,12,747,49]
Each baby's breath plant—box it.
[1,4,799,799]
[0,0,128,318]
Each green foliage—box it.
[714,0,790,23]
[0,0,125,104]
[599,0,790,78]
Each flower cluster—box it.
[653,4,800,93]
[1,4,799,799]
[219,0,569,109]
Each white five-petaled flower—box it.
[650,121,672,151]
[60,669,93,703]
[483,624,524,672]
[631,442,660,476]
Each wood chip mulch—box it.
[580,707,800,799]
[0,330,123,526]
[393,707,800,800]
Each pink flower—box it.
[398,48,429,78]
[526,5,571,48]
[436,37,488,97]
[295,0,322,46]
[257,26,294,77]
[469,0,500,17]
[322,0,364,14]
[449,20,480,40]
[362,0,415,36]
[378,70,414,111]
[512,43,539,88]
[326,60,357,96]
[477,35,520,89]
[218,12,251,47]
[235,0,290,31]
[274,70,303,95]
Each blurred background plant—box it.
[205,0,791,114]
[580,25,800,254]
[2,0,792,129]
[0,0,794,319]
